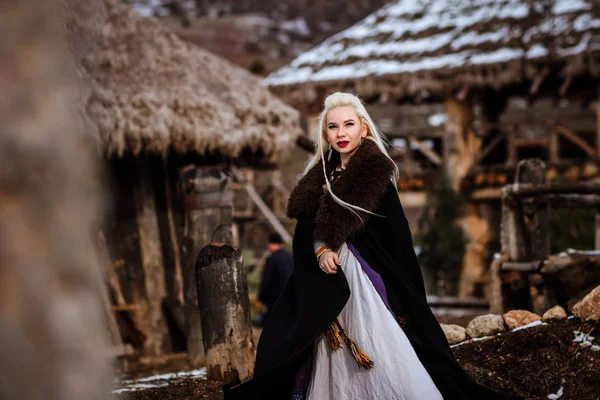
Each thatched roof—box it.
[265,0,600,110]
[81,0,302,160]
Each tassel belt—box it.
[324,318,374,369]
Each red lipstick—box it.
[337,141,349,148]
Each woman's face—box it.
[325,106,368,157]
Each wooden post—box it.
[506,126,518,166]
[443,96,479,191]
[596,213,600,251]
[195,244,255,382]
[458,203,490,298]
[132,157,170,355]
[180,165,233,364]
[157,157,185,334]
[499,159,549,311]
[549,129,560,163]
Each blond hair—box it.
[303,92,399,220]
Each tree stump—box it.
[195,244,255,383]
[179,165,233,364]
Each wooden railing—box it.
[489,158,600,313]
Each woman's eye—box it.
[346,122,354,126]
[328,125,336,129]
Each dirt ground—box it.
[116,319,600,400]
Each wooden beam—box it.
[476,133,504,164]
[559,75,573,97]
[244,184,292,245]
[408,136,442,166]
[553,123,596,157]
[549,130,560,162]
[513,138,549,147]
[112,304,141,312]
[547,194,600,209]
[270,171,291,198]
[296,135,316,153]
[504,182,600,197]
[529,68,549,96]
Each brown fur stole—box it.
[287,140,395,249]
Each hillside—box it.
[125,0,389,74]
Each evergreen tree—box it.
[415,175,466,295]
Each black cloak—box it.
[224,140,522,400]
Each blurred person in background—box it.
[256,232,294,326]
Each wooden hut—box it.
[74,0,302,358]
[264,0,600,298]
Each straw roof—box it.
[265,0,600,110]
[81,0,302,160]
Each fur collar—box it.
[287,140,395,249]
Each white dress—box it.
[307,244,443,400]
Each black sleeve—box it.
[374,183,428,299]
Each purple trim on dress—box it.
[347,242,393,312]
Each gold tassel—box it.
[324,319,374,369]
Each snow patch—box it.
[553,0,591,15]
[428,113,446,127]
[547,386,564,399]
[573,330,595,348]
[113,368,207,393]
[512,320,546,332]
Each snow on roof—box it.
[265,0,600,106]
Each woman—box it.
[224,93,521,400]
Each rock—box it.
[503,310,541,330]
[465,314,506,338]
[542,305,567,321]
[440,324,466,345]
[573,286,600,321]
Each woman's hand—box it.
[319,250,339,274]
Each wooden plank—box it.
[553,123,597,156]
[162,158,184,305]
[244,184,292,245]
[408,136,442,166]
[133,157,170,355]
[502,261,543,272]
